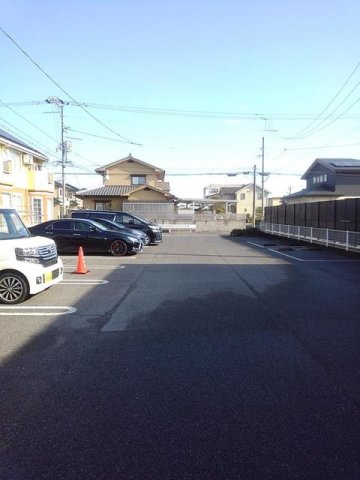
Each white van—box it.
[0,209,63,304]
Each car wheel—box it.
[0,272,29,304]
[109,239,128,256]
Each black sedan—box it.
[86,217,150,246]
[29,218,143,256]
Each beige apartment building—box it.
[0,128,54,225]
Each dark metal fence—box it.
[265,198,360,232]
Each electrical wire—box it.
[0,25,141,146]
[0,98,59,144]
[0,114,58,158]
[288,61,360,139]
[3,100,360,121]
[69,128,138,144]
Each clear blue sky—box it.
[1,0,360,198]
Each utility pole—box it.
[261,136,265,218]
[252,164,257,228]
[46,96,68,218]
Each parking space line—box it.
[63,265,125,270]
[294,259,360,262]
[268,248,304,262]
[61,279,109,285]
[247,240,303,261]
[0,306,77,316]
[246,241,266,249]
[247,241,360,262]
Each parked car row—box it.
[71,210,162,244]
[28,210,163,257]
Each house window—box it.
[3,160,12,174]
[12,194,23,212]
[313,174,327,184]
[32,198,42,224]
[1,192,11,207]
[95,202,111,211]
[240,193,245,200]
[131,175,146,186]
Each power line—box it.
[0,114,59,159]
[0,98,59,144]
[0,25,141,145]
[288,61,360,139]
[3,100,360,120]
[52,170,304,177]
[68,103,360,121]
[69,128,137,144]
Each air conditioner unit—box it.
[23,154,33,165]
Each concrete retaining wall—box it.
[195,220,246,233]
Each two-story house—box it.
[204,183,269,217]
[0,128,54,225]
[283,158,360,204]
[76,154,176,216]
[54,181,83,218]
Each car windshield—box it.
[0,211,30,239]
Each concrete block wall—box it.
[195,220,246,233]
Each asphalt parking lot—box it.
[0,233,359,479]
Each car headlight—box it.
[150,226,160,232]
[16,247,39,256]
[15,247,41,263]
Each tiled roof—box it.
[95,154,165,175]
[219,186,245,195]
[76,185,134,197]
[284,188,343,200]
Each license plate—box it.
[44,269,59,283]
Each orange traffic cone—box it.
[72,246,90,274]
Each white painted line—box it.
[268,248,304,261]
[63,265,125,270]
[294,259,360,262]
[61,279,109,285]
[246,240,360,263]
[0,306,77,316]
[246,241,266,249]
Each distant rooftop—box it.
[0,127,45,157]
[302,158,360,179]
